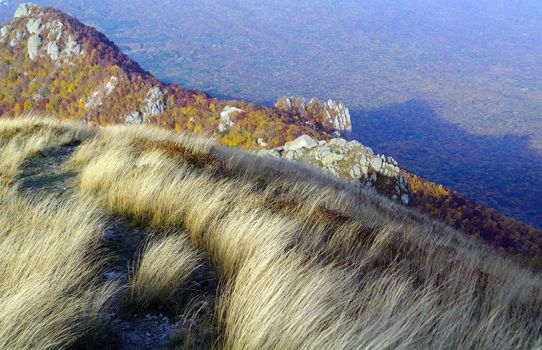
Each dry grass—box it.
[71,124,542,349]
[128,234,200,310]
[2,116,542,349]
[0,115,92,180]
[0,187,116,350]
[0,116,114,349]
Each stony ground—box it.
[17,143,217,349]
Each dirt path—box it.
[16,143,187,350]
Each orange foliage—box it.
[404,171,542,263]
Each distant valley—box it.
[1,0,541,228]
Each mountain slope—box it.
[1,116,542,349]
[1,3,542,264]
[0,3,353,149]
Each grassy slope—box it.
[1,116,542,349]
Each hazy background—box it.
[2,0,542,227]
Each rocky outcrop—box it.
[275,96,352,134]
[63,34,81,57]
[27,34,41,60]
[14,3,38,19]
[0,26,8,42]
[84,76,118,110]
[219,106,243,132]
[123,87,165,124]
[324,99,352,132]
[45,41,59,61]
[125,111,144,125]
[4,3,83,63]
[259,135,411,204]
[26,17,42,34]
[141,87,165,119]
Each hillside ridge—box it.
[1,3,542,263]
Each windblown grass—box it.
[0,115,92,180]
[2,116,542,349]
[128,234,200,310]
[0,187,116,350]
[0,117,114,349]
[72,124,542,349]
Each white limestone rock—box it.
[283,135,318,151]
[46,41,59,61]
[257,135,411,205]
[275,96,352,134]
[104,76,118,96]
[84,76,118,109]
[64,34,81,56]
[26,17,42,34]
[219,106,243,132]
[125,111,144,125]
[27,34,41,60]
[324,99,352,132]
[14,3,37,19]
[0,26,9,43]
[45,20,64,41]
[141,87,165,120]
[10,30,23,47]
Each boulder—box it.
[283,135,318,151]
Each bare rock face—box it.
[125,111,144,125]
[26,17,42,34]
[63,34,81,57]
[324,99,352,132]
[45,20,63,41]
[141,87,165,120]
[5,4,83,64]
[14,3,38,19]
[45,41,59,60]
[259,135,411,205]
[219,106,243,132]
[275,96,352,134]
[27,34,41,60]
[0,26,8,43]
